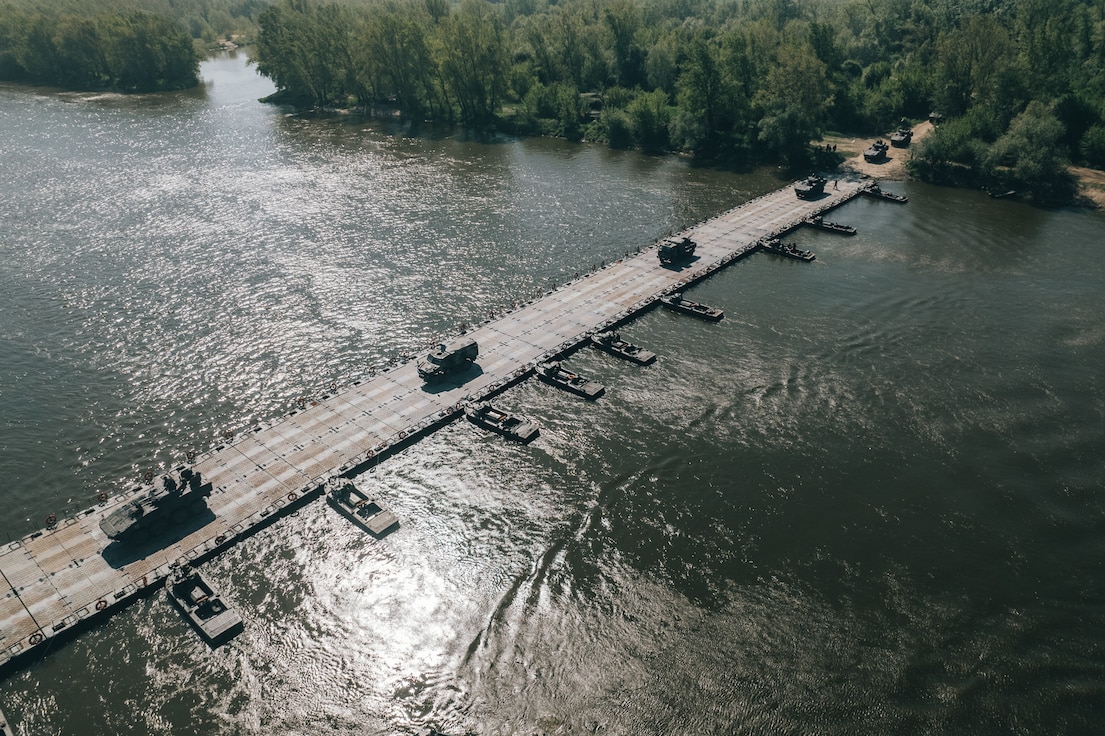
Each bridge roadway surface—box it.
[0,178,868,669]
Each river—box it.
[1,53,1104,735]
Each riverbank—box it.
[819,121,933,181]
[823,121,1105,208]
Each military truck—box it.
[417,337,478,382]
[657,236,696,265]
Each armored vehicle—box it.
[657,236,696,264]
[794,174,827,199]
[863,139,889,162]
[99,468,213,542]
[417,338,478,382]
[890,128,913,147]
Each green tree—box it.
[603,0,644,87]
[627,88,670,151]
[435,0,508,125]
[754,44,832,166]
[985,100,1070,200]
[932,14,1014,116]
[362,1,445,119]
[674,36,728,154]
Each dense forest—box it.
[0,0,267,45]
[4,0,1105,199]
[250,0,1105,200]
[0,0,270,91]
[0,6,200,91]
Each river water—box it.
[1,53,1104,735]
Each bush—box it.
[1080,125,1105,169]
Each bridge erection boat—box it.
[804,215,856,236]
[465,402,540,443]
[760,238,815,262]
[862,182,909,203]
[660,293,724,321]
[0,703,13,736]
[166,565,243,647]
[536,361,605,400]
[327,480,399,537]
[590,331,656,365]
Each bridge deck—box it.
[0,179,866,669]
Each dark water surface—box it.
[2,54,1104,735]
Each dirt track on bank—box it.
[820,121,1105,207]
[819,121,932,181]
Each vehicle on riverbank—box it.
[890,128,913,147]
[864,140,889,162]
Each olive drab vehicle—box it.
[417,338,478,382]
[657,236,696,265]
[99,468,213,543]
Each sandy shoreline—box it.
[820,121,1105,208]
[819,121,932,181]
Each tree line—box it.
[251,0,1105,200]
[0,6,200,91]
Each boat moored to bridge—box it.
[0,175,892,676]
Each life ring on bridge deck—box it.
[29,632,44,645]
[288,492,297,502]
[95,599,107,611]
[215,535,226,545]
[45,514,57,527]
[186,450,196,461]
[97,492,108,503]
[398,430,407,440]
[366,449,374,458]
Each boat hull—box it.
[537,362,605,400]
[465,403,540,442]
[166,568,243,647]
[327,481,399,537]
[590,333,656,365]
[660,295,724,322]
